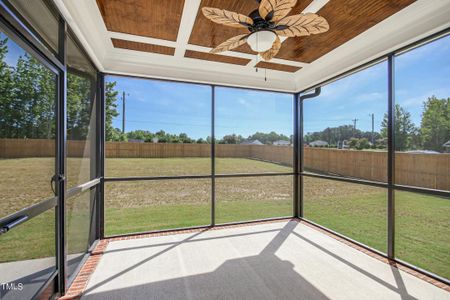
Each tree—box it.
[220,134,243,144]
[0,37,14,138]
[248,131,289,144]
[381,104,418,151]
[356,138,370,150]
[105,81,122,141]
[420,96,450,152]
[304,125,380,147]
[12,53,56,139]
[67,72,92,140]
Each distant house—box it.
[309,140,328,147]
[337,140,349,149]
[443,141,450,153]
[240,139,263,145]
[273,140,290,146]
[128,139,145,143]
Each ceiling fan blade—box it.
[275,13,329,37]
[210,34,249,54]
[259,35,281,61]
[259,0,297,22]
[202,7,253,28]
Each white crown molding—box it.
[55,0,108,71]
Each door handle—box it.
[51,174,66,196]
[0,215,29,235]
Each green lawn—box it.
[0,157,448,280]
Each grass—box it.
[0,157,448,280]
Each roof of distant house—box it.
[309,140,329,146]
[240,139,263,145]
[443,140,450,147]
[273,140,290,145]
[128,139,145,143]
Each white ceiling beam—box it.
[303,0,330,14]
[174,0,202,57]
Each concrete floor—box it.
[82,221,449,300]
[0,253,86,300]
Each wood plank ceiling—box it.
[96,0,185,41]
[96,0,416,73]
[277,0,416,63]
[112,39,175,56]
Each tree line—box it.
[304,98,449,152]
[108,129,292,145]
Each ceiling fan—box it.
[202,0,329,61]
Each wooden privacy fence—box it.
[0,139,92,158]
[1,139,448,191]
[106,142,294,165]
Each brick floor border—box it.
[58,240,110,300]
[58,217,449,299]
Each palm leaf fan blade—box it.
[210,34,249,54]
[259,0,297,22]
[275,13,329,37]
[202,7,253,28]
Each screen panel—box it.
[303,61,388,183]
[104,76,211,177]
[0,30,57,218]
[303,176,387,253]
[215,87,293,175]
[395,190,450,280]
[105,179,211,236]
[394,34,450,191]
[216,175,293,224]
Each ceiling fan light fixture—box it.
[246,30,277,52]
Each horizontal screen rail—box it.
[67,178,101,198]
[300,172,450,198]
[104,172,295,182]
[393,184,450,198]
[300,172,388,189]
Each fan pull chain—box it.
[265,68,267,81]
[256,32,259,73]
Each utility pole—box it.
[122,91,127,134]
[352,118,359,136]
[369,113,375,145]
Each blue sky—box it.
[107,76,293,139]
[304,34,450,134]
[2,31,449,139]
